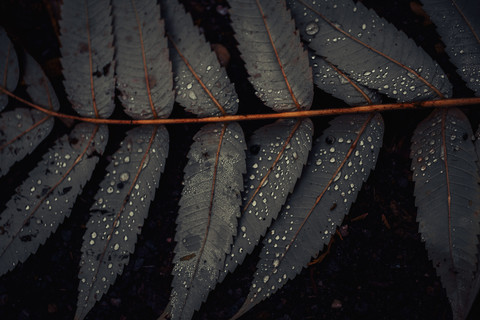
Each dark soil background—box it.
[0,0,480,319]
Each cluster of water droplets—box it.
[245,114,384,305]
[420,0,480,95]
[410,109,475,202]
[411,114,444,184]
[308,51,381,105]
[287,0,452,102]
[0,108,55,177]
[173,61,238,117]
[163,0,238,118]
[230,0,313,112]
[113,0,174,120]
[171,122,246,319]
[410,108,480,313]
[77,125,167,314]
[222,119,313,278]
[0,124,107,275]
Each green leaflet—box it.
[0,123,108,276]
[170,122,246,320]
[287,0,452,101]
[0,108,53,177]
[76,125,169,320]
[161,0,238,117]
[229,0,313,111]
[23,52,60,112]
[420,0,480,95]
[411,108,480,320]
[309,50,381,105]
[0,51,61,177]
[0,27,19,111]
[59,0,115,118]
[112,0,174,119]
[233,113,384,318]
[221,118,313,281]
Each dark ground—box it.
[0,0,480,319]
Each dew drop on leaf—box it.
[188,91,197,100]
[305,22,319,35]
[119,172,129,182]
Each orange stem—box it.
[1,85,479,125]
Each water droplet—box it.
[263,275,270,283]
[120,172,129,182]
[188,91,197,100]
[107,186,114,194]
[113,243,120,251]
[273,259,280,268]
[305,22,319,35]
